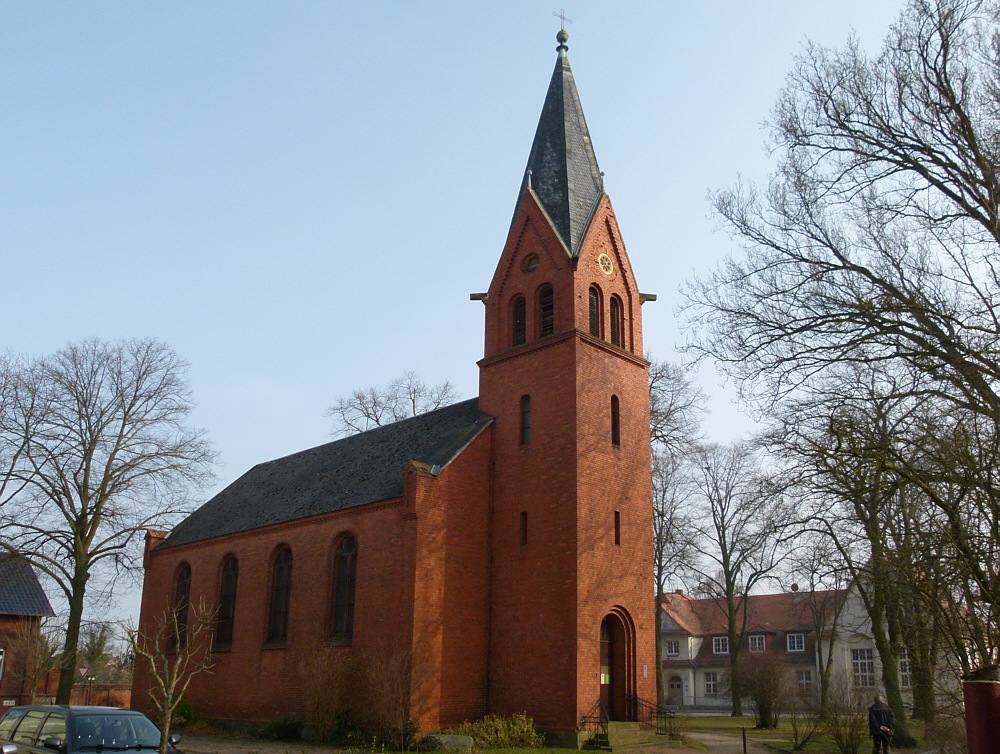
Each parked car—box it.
[0,705,182,753]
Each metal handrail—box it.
[580,698,610,746]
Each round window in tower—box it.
[522,254,540,273]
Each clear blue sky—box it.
[2,2,901,619]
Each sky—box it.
[2,1,903,621]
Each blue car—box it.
[0,705,182,753]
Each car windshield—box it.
[73,713,162,750]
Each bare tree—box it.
[687,441,791,716]
[325,371,458,437]
[765,364,919,744]
[0,338,216,703]
[648,359,706,459]
[648,358,705,707]
[127,597,216,754]
[785,537,851,717]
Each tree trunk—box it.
[869,587,916,746]
[56,575,88,704]
[728,613,743,716]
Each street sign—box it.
[77,666,90,679]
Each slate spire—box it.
[518,29,604,255]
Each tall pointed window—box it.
[611,395,621,447]
[512,296,527,346]
[267,546,293,643]
[610,296,623,347]
[331,534,357,639]
[173,563,191,650]
[539,286,554,337]
[589,286,602,337]
[520,395,531,446]
[215,555,239,648]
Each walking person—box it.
[868,695,895,754]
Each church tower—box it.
[477,30,656,734]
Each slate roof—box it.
[516,31,604,256]
[160,398,491,549]
[0,554,55,617]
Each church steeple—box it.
[516,30,604,256]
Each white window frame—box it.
[797,669,813,692]
[713,636,729,655]
[749,634,766,653]
[852,648,876,688]
[705,671,719,696]
[665,639,679,656]
[786,633,805,652]
[0,647,5,682]
[899,647,911,688]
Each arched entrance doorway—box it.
[599,608,637,721]
[666,676,683,706]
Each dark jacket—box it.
[869,701,895,738]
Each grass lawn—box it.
[678,714,927,753]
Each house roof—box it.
[160,398,491,549]
[0,554,55,617]
[660,590,847,636]
[515,30,603,256]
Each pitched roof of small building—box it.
[661,589,847,636]
[161,398,491,549]
[0,554,55,617]
[516,31,604,256]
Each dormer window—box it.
[749,634,766,653]
[787,633,805,652]
[713,636,729,655]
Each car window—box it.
[0,708,26,739]
[12,709,46,744]
[37,711,67,745]
[73,713,162,750]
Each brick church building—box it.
[133,30,657,737]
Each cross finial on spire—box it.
[553,9,571,51]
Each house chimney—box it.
[674,588,684,595]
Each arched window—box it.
[215,555,239,648]
[173,563,191,650]
[520,395,531,446]
[267,546,293,643]
[589,286,602,338]
[512,296,527,346]
[611,395,621,447]
[610,296,623,347]
[539,286,554,337]
[330,535,357,639]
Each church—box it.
[132,30,657,740]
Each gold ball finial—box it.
[557,29,569,46]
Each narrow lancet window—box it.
[589,286,602,337]
[513,296,527,346]
[611,395,620,447]
[267,546,293,643]
[539,286,554,337]
[610,296,623,347]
